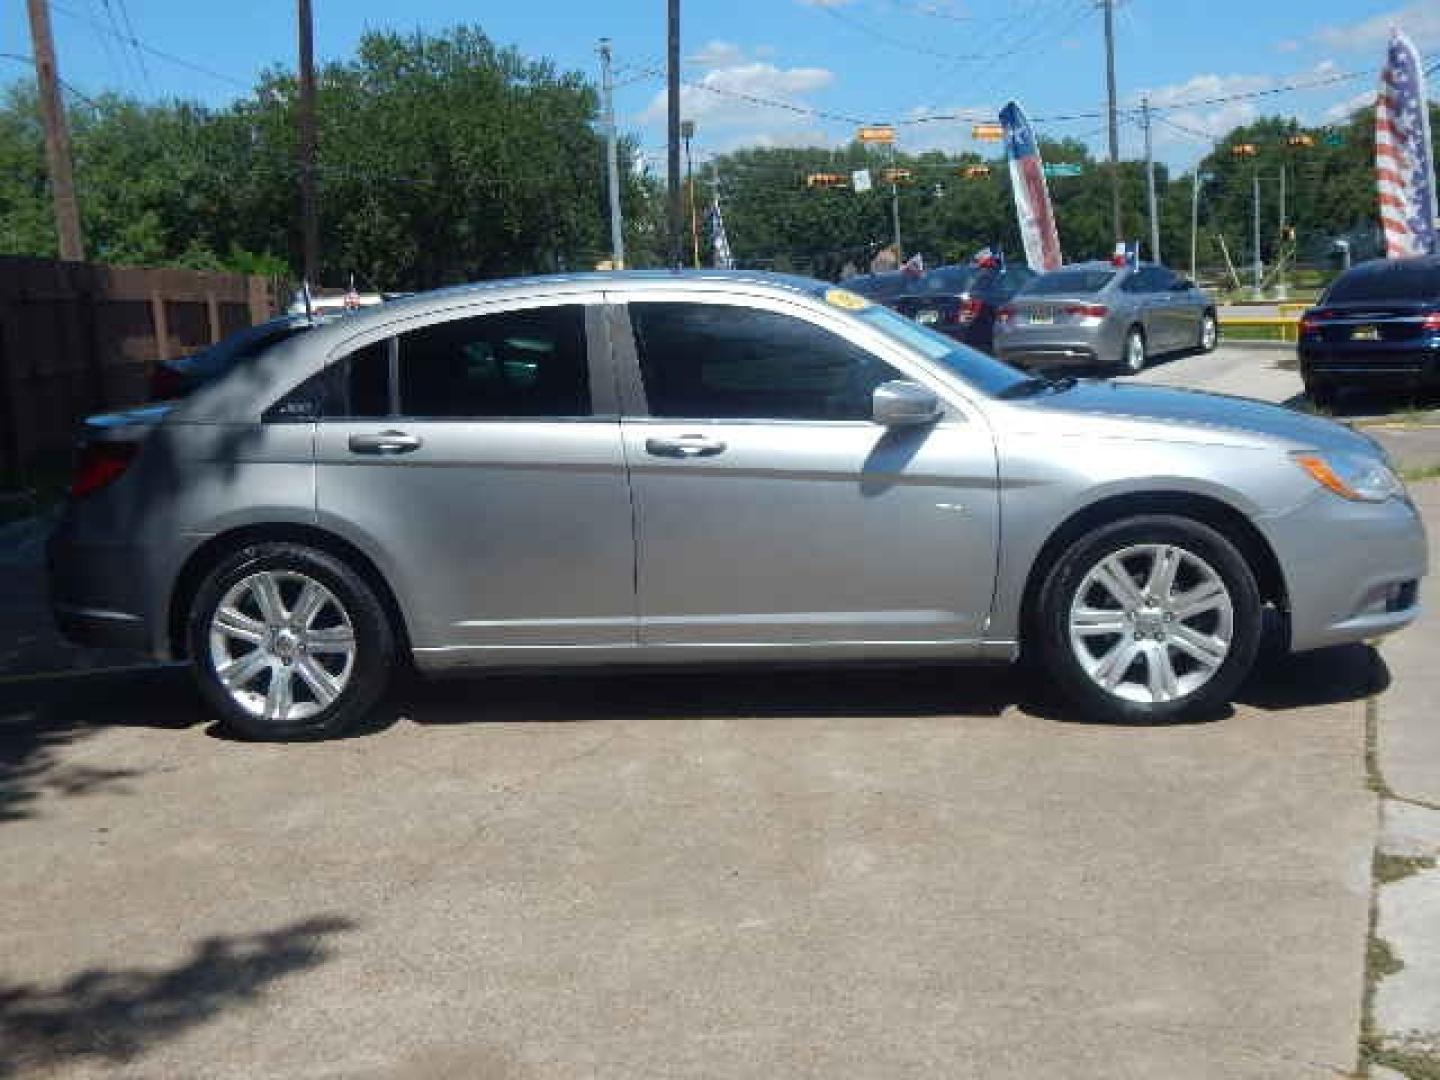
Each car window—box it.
[1325,262,1440,303]
[1021,268,1115,295]
[918,267,980,295]
[629,302,904,421]
[345,340,392,417]
[393,305,590,419]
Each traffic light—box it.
[960,164,991,179]
[804,173,847,190]
[1231,143,1258,157]
[881,168,913,184]
[1286,134,1315,148]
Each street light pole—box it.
[1189,170,1204,282]
[890,145,903,262]
[1142,92,1159,263]
[666,0,684,268]
[598,39,625,269]
[1252,170,1262,299]
[682,120,700,268]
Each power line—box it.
[0,50,103,109]
[48,0,250,89]
[109,0,152,91]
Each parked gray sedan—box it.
[50,271,1424,739]
[994,261,1218,373]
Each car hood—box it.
[1007,379,1377,455]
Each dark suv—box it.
[1299,256,1440,408]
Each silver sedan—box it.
[49,271,1424,739]
[994,261,1218,373]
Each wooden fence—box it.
[0,257,277,473]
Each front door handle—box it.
[645,435,727,459]
[348,430,422,454]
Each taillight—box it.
[1064,304,1108,319]
[1423,311,1440,332]
[1300,309,1334,336]
[149,364,185,401]
[954,296,986,324]
[70,441,139,499]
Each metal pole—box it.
[1102,0,1122,244]
[297,0,319,285]
[1277,163,1287,299]
[598,40,625,269]
[666,0,684,268]
[1142,93,1159,263]
[890,145,903,262]
[1252,170,1262,299]
[683,122,700,268]
[1190,170,1201,282]
[25,0,84,261]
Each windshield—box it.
[917,267,981,295]
[1325,262,1440,303]
[854,303,1030,397]
[1022,268,1116,296]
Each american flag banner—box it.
[1376,29,1438,258]
[999,101,1062,272]
[710,195,734,270]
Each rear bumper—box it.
[1299,342,1440,386]
[995,343,1099,368]
[47,519,155,654]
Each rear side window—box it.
[1326,262,1440,303]
[629,302,902,421]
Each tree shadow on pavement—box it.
[0,665,201,826]
[0,915,354,1078]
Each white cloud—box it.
[1139,73,1270,147]
[1144,72,1272,111]
[1314,3,1440,51]
[1325,89,1376,122]
[636,47,836,147]
[899,103,999,154]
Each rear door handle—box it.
[645,435,727,459]
[348,430,422,454]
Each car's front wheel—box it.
[1034,515,1263,723]
[187,542,395,740]
[1120,326,1147,374]
[1197,311,1218,353]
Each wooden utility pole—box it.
[1101,0,1122,244]
[297,0,319,285]
[26,0,84,261]
[666,0,683,268]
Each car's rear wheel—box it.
[1304,376,1338,411]
[1197,311,1218,353]
[187,542,394,740]
[1034,515,1262,723]
[1120,326,1147,374]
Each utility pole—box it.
[1189,170,1203,282]
[25,0,84,261]
[890,151,903,263]
[1252,171,1262,299]
[1101,0,1122,244]
[297,0,319,286]
[666,0,684,268]
[682,120,700,268]
[1276,164,1287,299]
[1141,93,1159,264]
[598,39,625,269]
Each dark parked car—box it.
[1299,255,1440,408]
[842,271,910,308]
[893,263,1035,353]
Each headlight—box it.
[1293,451,1402,503]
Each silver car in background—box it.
[994,261,1218,373]
[49,271,1423,740]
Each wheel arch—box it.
[1017,490,1289,646]
[167,522,413,661]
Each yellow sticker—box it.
[824,287,871,311]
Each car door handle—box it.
[348,430,422,454]
[645,435,727,458]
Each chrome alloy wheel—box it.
[1067,543,1234,704]
[208,570,357,723]
[1200,313,1218,351]
[1125,329,1146,373]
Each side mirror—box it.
[872,380,942,427]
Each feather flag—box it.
[710,195,734,270]
[999,101,1062,272]
[1376,30,1438,257]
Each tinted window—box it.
[853,303,1029,397]
[630,303,903,421]
[918,267,981,295]
[1121,267,1163,293]
[1325,262,1440,303]
[396,306,589,418]
[346,340,391,417]
[1022,268,1116,295]
[847,273,908,302]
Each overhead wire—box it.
[48,0,250,90]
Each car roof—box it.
[1340,254,1440,276]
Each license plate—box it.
[916,309,939,325]
[1028,310,1054,325]
[1352,325,1381,341]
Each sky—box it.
[4,0,1439,171]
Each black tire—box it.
[187,542,395,740]
[1119,326,1146,374]
[1304,376,1337,411]
[1033,515,1263,724]
[1197,310,1218,353]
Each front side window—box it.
[629,302,902,421]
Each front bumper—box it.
[1258,488,1428,653]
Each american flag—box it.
[1376,30,1438,258]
